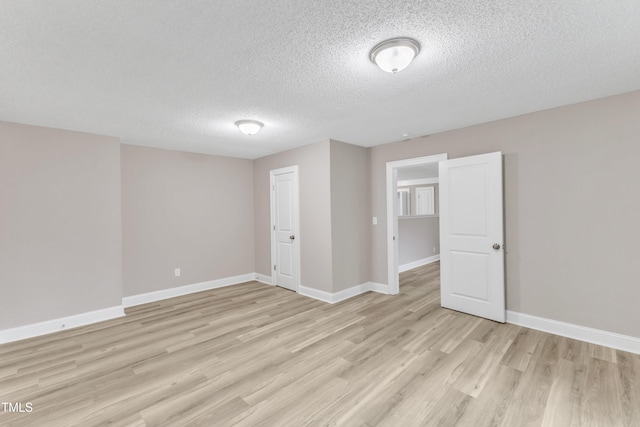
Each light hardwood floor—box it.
[1,262,639,426]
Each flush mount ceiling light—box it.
[235,120,264,135]
[370,37,420,73]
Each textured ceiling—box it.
[1,1,639,159]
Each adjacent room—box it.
[1,1,640,425]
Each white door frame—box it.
[270,165,301,292]
[386,154,448,294]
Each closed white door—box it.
[439,152,505,322]
[270,166,300,292]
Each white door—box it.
[270,166,300,292]
[439,152,505,322]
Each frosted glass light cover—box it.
[370,38,420,73]
[375,46,415,73]
[236,120,264,135]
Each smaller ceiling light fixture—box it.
[235,120,264,135]
[370,37,420,73]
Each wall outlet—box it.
[433,247,436,253]
[174,268,181,277]
[372,217,378,225]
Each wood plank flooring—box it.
[1,262,639,426]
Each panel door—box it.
[272,168,299,291]
[439,152,505,322]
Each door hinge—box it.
[273,225,275,230]
[393,236,396,241]
[274,265,276,271]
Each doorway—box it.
[386,154,447,294]
[396,167,441,273]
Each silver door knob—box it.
[492,243,501,250]
[290,235,295,240]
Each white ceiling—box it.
[1,1,639,159]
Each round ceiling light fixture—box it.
[235,120,264,135]
[370,37,420,73]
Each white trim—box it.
[0,305,125,345]
[255,273,273,285]
[298,286,335,303]
[370,282,390,294]
[507,311,640,355]
[386,164,398,294]
[123,273,255,307]
[399,215,439,220]
[397,177,439,187]
[332,283,374,303]
[270,165,301,293]
[299,282,390,304]
[387,154,448,295]
[399,255,440,273]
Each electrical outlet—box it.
[433,247,436,253]
[174,268,181,277]
[372,217,378,225]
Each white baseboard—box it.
[254,273,273,286]
[507,310,640,355]
[299,286,335,303]
[123,273,256,307]
[333,283,374,302]
[399,255,440,273]
[370,282,390,294]
[0,305,125,345]
[299,281,390,304]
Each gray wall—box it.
[0,122,122,329]
[121,144,254,297]
[398,217,440,266]
[330,140,371,291]
[4,90,640,341]
[253,141,333,292]
[370,90,640,337]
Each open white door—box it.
[439,152,505,322]
[270,166,300,292]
